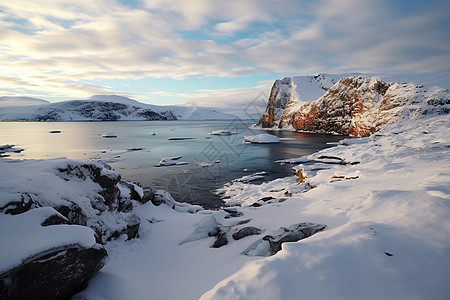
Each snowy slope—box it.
[70,114,450,299]
[1,111,449,299]
[201,114,450,300]
[0,95,236,121]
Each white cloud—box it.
[180,83,272,110]
[0,0,449,101]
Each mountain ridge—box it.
[0,95,236,121]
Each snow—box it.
[102,132,117,138]
[1,73,450,299]
[0,207,97,274]
[156,156,189,166]
[0,95,236,121]
[201,114,450,299]
[72,113,450,300]
[243,133,280,144]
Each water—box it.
[0,120,345,209]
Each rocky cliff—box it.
[256,74,350,129]
[257,75,450,136]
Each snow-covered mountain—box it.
[0,95,236,121]
[256,73,450,136]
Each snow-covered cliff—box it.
[257,75,450,136]
[256,74,355,129]
[0,95,236,121]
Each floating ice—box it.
[243,134,280,144]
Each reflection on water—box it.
[0,121,345,209]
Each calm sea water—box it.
[0,120,345,208]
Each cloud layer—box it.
[0,0,449,102]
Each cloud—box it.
[0,0,449,102]
[180,83,272,110]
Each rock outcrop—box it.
[258,75,450,136]
[256,74,345,129]
[242,222,327,256]
[0,246,107,300]
[0,208,107,300]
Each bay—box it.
[0,120,345,208]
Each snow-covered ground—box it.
[1,73,449,298]
[70,113,450,299]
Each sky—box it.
[0,0,449,108]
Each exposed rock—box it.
[232,226,262,240]
[1,160,149,243]
[0,193,41,215]
[40,213,69,226]
[141,187,155,204]
[257,77,292,128]
[258,76,450,136]
[211,230,228,248]
[263,223,326,255]
[56,202,87,227]
[256,75,343,129]
[152,190,203,214]
[0,246,107,300]
[242,222,326,256]
[223,207,243,218]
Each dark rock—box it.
[141,187,154,204]
[223,207,243,218]
[211,231,228,248]
[41,214,69,226]
[56,202,87,226]
[0,193,41,215]
[251,202,262,207]
[259,196,275,202]
[125,214,140,240]
[97,174,121,189]
[0,246,107,300]
[262,223,326,255]
[100,187,120,207]
[232,226,262,240]
[236,219,252,226]
[119,181,142,201]
[118,197,133,213]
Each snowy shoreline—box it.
[1,113,450,299]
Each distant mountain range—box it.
[0,95,236,121]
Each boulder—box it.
[232,226,262,240]
[262,223,326,255]
[242,222,326,256]
[0,208,107,300]
[0,246,107,300]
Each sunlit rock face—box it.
[256,74,343,129]
[259,76,450,136]
[257,77,292,128]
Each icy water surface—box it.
[0,120,345,208]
